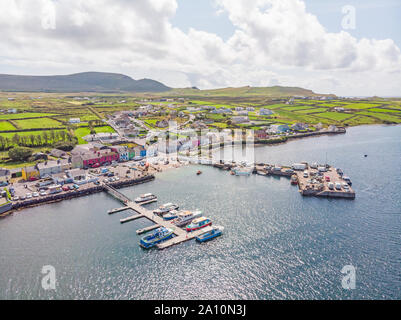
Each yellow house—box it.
[22,166,40,181]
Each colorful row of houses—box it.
[71,144,146,169]
[19,143,147,181]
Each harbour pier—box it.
[108,206,130,214]
[104,186,218,249]
[209,161,356,200]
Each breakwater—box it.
[2,175,155,216]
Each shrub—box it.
[8,146,34,162]
[52,141,76,151]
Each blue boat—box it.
[163,210,179,221]
[196,226,224,243]
[140,227,174,249]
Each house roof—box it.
[0,169,11,177]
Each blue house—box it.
[270,124,290,133]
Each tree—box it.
[52,141,76,151]
[8,146,33,162]
[42,131,48,145]
[50,130,56,143]
[0,136,6,151]
[29,135,36,146]
[12,134,21,146]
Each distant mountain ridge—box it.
[0,72,171,93]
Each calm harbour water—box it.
[0,125,400,300]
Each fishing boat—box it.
[153,203,179,215]
[256,171,267,176]
[186,217,212,232]
[290,175,298,185]
[163,210,180,221]
[231,166,252,176]
[343,176,352,186]
[172,210,202,227]
[135,193,157,203]
[196,226,224,243]
[139,227,174,249]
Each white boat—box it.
[135,193,157,203]
[153,203,179,215]
[232,166,252,176]
[172,210,202,227]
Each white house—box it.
[232,116,249,124]
[69,118,81,124]
[259,108,273,116]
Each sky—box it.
[0,0,400,96]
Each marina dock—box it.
[104,185,219,249]
[221,162,355,200]
[120,214,143,224]
[136,224,160,235]
[108,206,130,214]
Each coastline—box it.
[0,175,155,218]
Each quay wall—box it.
[3,175,155,216]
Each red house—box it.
[255,130,268,140]
[82,149,119,168]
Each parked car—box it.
[335,182,342,190]
[73,184,79,189]
[12,196,19,201]
[303,171,308,178]
[20,195,26,200]
[26,193,32,199]
[40,191,47,196]
[62,186,70,191]
[94,181,100,185]
[33,192,39,197]
[324,176,330,182]
[69,185,75,190]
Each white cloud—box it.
[0,0,400,96]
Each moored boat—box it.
[139,227,174,249]
[172,210,202,227]
[196,226,224,243]
[153,203,179,215]
[135,193,157,203]
[231,166,252,176]
[186,217,212,232]
[290,175,298,185]
[196,170,202,175]
[163,210,180,221]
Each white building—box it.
[259,108,273,116]
[232,116,249,124]
[69,118,81,124]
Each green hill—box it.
[0,72,171,93]
[159,85,331,98]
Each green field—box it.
[315,112,354,121]
[296,108,329,114]
[0,112,59,120]
[356,112,401,123]
[15,118,64,129]
[366,108,401,113]
[0,121,16,131]
[74,126,116,144]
